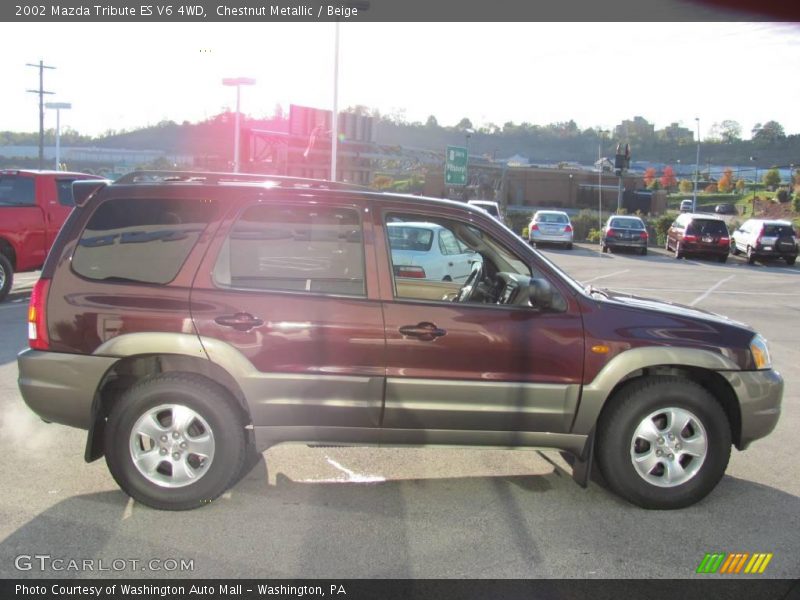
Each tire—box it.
[105,373,247,510]
[0,253,13,303]
[640,247,648,256]
[566,243,573,250]
[596,376,731,509]
[747,246,756,265]
[601,243,608,254]
[717,255,727,263]
[730,239,741,256]
[786,256,796,266]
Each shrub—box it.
[776,188,790,203]
[522,226,529,239]
[586,228,601,243]
[507,212,531,235]
[570,210,597,241]
[792,194,800,213]
[678,179,693,193]
[647,213,677,246]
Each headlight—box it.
[750,334,772,370]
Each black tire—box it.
[0,253,13,303]
[566,243,573,250]
[730,240,741,256]
[596,376,731,509]
[747,246,756,265]
[105,373,247,510]
[717,255,727,263]
[640,247,648,256]
[601,243,608,254]
[786,256,796,266]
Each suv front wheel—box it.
[104,373,247,510]
[596,376,731,509]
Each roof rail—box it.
[113,170,369,191]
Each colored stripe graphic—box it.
[697,552,773,574]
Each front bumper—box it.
[721,368,783,449]
[17,349,117,430]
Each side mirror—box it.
[528,278,554,310]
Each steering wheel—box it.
[456,259,485,302]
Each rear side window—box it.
[388,225,434,251]
[72,197,216,284]
[0,174,35,205]
[688,220,727,235]
[56,179,77,206]
[214,204,365,297]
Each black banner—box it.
[1,0,797,22]
[2,579,799,600]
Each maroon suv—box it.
[18,172,782,511]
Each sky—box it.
[2,21,800,140]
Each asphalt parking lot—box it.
[0,246,797,579]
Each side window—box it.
[214,204,365,297]
[72,197,216,284]
[438,229,462,255]
[0,174,35,205]
[56,179,77,206]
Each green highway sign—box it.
[445,145,468,186]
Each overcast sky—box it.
[2,21,800,139]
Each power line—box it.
[26,59,56,170]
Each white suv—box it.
[730,219,797,265]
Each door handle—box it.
[214,312,264,332]
[398,322,446,342]
[448,261,454,267]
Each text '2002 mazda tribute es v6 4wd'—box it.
[18,172,782,510]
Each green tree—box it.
[762,168,781,189]
[752,121,786,143]
[425,115,439,128]
[456,117,473,130]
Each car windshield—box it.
[609,218,644,230]
[536,213,568,224]
[387,225,434,251]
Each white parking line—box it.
[612,287,798,296]
[690,275,736,306]
[581,269,630,284]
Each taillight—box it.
[639,231,649,240]
[683,235,698,243]
[606,229,616,238]
[564,224,573,233]
[28,278,51,350]
[719,236,730,245]
[531,223,539,231]
[394,265,426,279]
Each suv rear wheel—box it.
[0,253,13,302]
[596,376,731,509]
[104,373,247,510]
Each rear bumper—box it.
[682,244,729,257]
[531,232,573,244]
[721,369,783,449]
[17,349,117,430]
[604,238,646,248]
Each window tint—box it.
[763,225,794,237]
[0,174,35,205]
[72,197,215,284]
[56,179,77,206]
[610,218,644,229]
[687,219,728,235]
[215,204,364,297]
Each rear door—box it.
[190,194,386,429]
[761,224,797,254]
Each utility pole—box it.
[26,60,56,170]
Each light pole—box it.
[222,77,256,173]
[598,130,607,235]
[693,117,700,212]
[750,156,758,215]
[45,101,71,170]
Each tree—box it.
[717,168,734,193]
[425,115,438,128]
[456,117,473,130]
[735,179,746,193]
[660,166,677,190]
[643,167,657,188]
[752,121,786,143]
[679,179,693,193]
[762,168,781,189]
[709,120,741,143]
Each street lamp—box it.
[44,101,71,170]
[693,117,700,212]
[222,77,256,173]
[750,156,758,215]
[598,130,608,235]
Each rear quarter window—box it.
[0,174,35,205]
[72,197,216,284]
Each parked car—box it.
[601,215,649,255]
[730,219,798,265]
[714,203,738,215]
[679,199,694,213]
[528,210,573,249]
[387,221,476,281]
[0,169,105,301]
[666,213,730,262]
[467,199,503,222]
[18,170,782,511]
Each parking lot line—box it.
[690,275,736,306]
[581,269,630,284]
[612,287,798,296]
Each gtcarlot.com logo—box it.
[696,552,773,574]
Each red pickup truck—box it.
[0,169,104,301]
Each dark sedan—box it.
[601,215,649,255]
